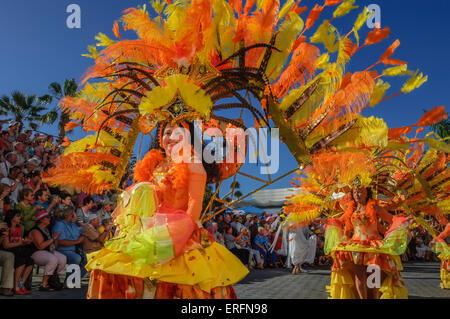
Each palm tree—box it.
[431,117,450,142]
[0,91,57,132]
[46,79,78,142]
[230,181,242,200]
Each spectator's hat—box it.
[27,158,39,166]
[36,210,49,221]
[8,121,18,128]
[102,199,114,207]
[88,214,99,222]
[258,227,264,233]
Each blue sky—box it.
[0,0,449,197]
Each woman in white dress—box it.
[286,226,317,274]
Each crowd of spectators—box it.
[204,209,443,272]
[0,121,122,296]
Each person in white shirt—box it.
[0,166,22,205]
[0,153,18,179]
[11,142,29,167]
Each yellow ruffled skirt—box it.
[85,182,248,299]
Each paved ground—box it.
[1,261,449,299]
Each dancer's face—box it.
[161,124,185,156]
[353,187,367,205]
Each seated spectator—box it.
[236,228,264,269]
[16,188,38,234]
[33,189,59,217]
[96,199,114,222]
[1,166,22,205]
[1,210,34,295]
[254,227,277,268]
[231,215,245,235]
[98,218,114,242]
[81,214,112,254]
[29,210,65,291]
[0,153,17,179]
[92,189,110,204]
[223,224,250,267]
[59,192,74,210]
[416,237,432,261]
[52,207,87,282]
[0,183,11,218]
[210,222,224,246]
[244,214,252,228]
[0,221,15,296]
[76,195,96,226]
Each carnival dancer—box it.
[431,223,450,289]
[83,120,249,299]
[324,184,412,299]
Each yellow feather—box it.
[369,79,390,106]
[310,20,339,53]
[95,33,115,47]
[265,12,304,80]
[333,0,358,18]
[401,70,428,93]
[279,0,295,20]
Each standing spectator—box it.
[254,227,277,268]
[24,171,44,194]
[16,188,38,234]
[11,142,29,167]
[29,210,65,291]
[0,131,13,154]
[23,158,39,175]
[76,196,95,226]
[0,222,14,296]
[249,215,259,248]
[2,210,34,295]
[6,122,19,143]
[236,228,264,269]
[1,166,22,205]
[81,214,112,254]
[96,199,114,222]
[0,153,18,179]
[0,183,11,218]
[52,207,87,282]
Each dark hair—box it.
[351,187,373,204]
[26,171,40,179]
[35,189,46,200]
[9,166,21,175]
[151,121,219,183]
[83,196,93,206]
[60,192,72,201]
[4,209,21,227]
[19,188,34,202]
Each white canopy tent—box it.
[232,187,302,215]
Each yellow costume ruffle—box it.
[86,241,248,294]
